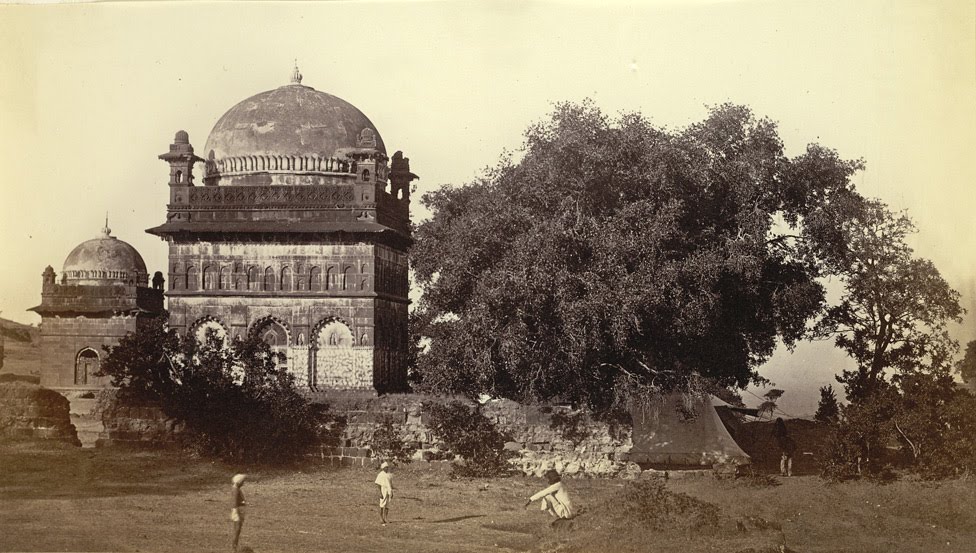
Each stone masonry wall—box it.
[92,390,639,477]
[94,390,184,448]
[0,382,81,445]
[319,393,637,478]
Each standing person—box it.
[230,474,247,552]
[524,469,574,523]
[374,461,393,525]
[773,417,797,476]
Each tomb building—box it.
[147,67,417,393]
[30,222,165,389]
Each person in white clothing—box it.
[374,461,393,525]
[524,469,574,520]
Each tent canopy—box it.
[628,392,751,467]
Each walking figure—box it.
[374,461,393,525]
[230,474,247,552]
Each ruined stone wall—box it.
[90,389,182,448]
[95,401,184,449]
[320,394,637,478]
[0,382,80,445]
[92,390,640,477]
[38,315,137,388]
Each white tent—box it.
[628,392,751,467]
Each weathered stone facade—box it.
[148,69,416,394]
[29,227,165,390]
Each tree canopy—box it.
[411,101,865,411]
[813,199,963,400]
[958,340,976,383]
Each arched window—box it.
[172,264,181,290]
[341,267,351,291]
[362,169,371,182]
[218,266,230,290]
[202,266,216,290]
[175,170,183,183]
[192,319,228,348]
[325,267,333,291]
[296,265,306,291]
[75,348,99,386]
[280,266,292,291]
[247,267,260,291]
[186,266,199,291]
[309,266,321,290]
[252,318,289,370]
[316,320,354,348]
[263,267,275,291]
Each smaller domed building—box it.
[30,223,165,389]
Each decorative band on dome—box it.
[206,154,358,176]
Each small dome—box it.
[174,130,190,144]
[204,82,385,171]
[62,226,148,286]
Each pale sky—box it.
[2,0,974,415]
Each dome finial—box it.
[291,60,303,85]
[102,213,112,238]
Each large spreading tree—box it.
[411,101,866,411]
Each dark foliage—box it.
[958,340,976,383]
[821,374,976,480]
[412,101,866,411]
[814,385,840,424]
[549,410,591,446]
[370,417,415,465]
[423,400,515,477]
[99,318,319,464]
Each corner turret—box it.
[159,130,204,187]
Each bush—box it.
[423,400,515,477]
[821,374,976,480]
[370,417,415,465]
[616,479,721,531]
[99,318,320,464]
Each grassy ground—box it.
[1,443,975,553]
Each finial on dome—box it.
[291,60,303,85]
[102,213,112,238]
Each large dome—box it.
[204,81,386,167]
[62,225,148,286]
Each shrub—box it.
[821,374,976,480]
[370,417,415,465]
[424,400,515,477]
[99,318,320,464]
[616,479,721,531]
